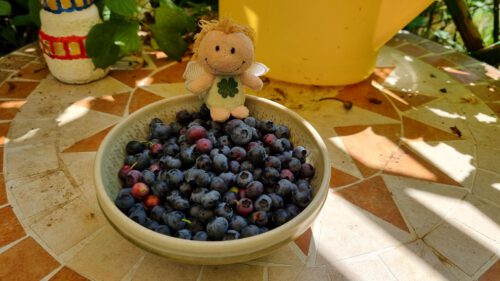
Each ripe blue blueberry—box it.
[254,194,272,212]
[246,181,264,199]
[223,229,241,240]
[207,217,229,240]
[155,224,172,236]
[235,171,253,188]
[241,224,260,238]
[150,205,167,221]
[214,202,234,220]
[271,209,290,227]
[195,154,212,171]
[275,125,290,138]
[175,229,192,240]
[230,123,253,146]
[163,210,188,230]
[213,154,229,173]
[193,231,209,241]
[114,192,135,212]
[230,215,248,231]
[210,176,228,193]
[201,190,221,209]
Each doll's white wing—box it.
[247,62,269,77]
[183,61,205,81]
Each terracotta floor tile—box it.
[384,145,461,186]
[329,167,360,188]
[0,237,59,281]
[479,260,500,281]
[109,69,152,88]
[294,227,313,255]
[0,174,6,205]
[383,88,437,112]
[0,146,3,171]
[418,40,452,54]
[74,92,130,116]
[49,266,89,281]
[150,60,188,84]
[336,176,409,232]
[13,62,49,80]
[397,44,429,57]
[0,54,34,70]
[0,81,39,99]
[0,206,26,247]
[443,67,482,84]
[467,85,500,102]
[146,51,175,68]
[128,88,164,113]
[462,63,500,81]
[336,78,399,121]
[373,67,396,83]
[0,121,9,145]
[335,124,401,178]
[0,100,26,120]
[62,125,115,153]
[442,52,481,66]
[420,55,457,68]
[485,102,500,117]
[0,70,12,83]
[402,116,461,142]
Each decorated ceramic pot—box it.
[38,0,108,84]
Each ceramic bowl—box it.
[94,94,330,264]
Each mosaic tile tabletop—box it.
[1,33,499,281]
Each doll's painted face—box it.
[198,31,254,75]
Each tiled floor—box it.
[0,32,499,281]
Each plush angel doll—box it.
[183,19,268,122]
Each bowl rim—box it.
[94,94,330,261]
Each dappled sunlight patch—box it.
[56,103,90,127]
[474,112,497,124]
[426,107,466,120]
[11,128,40,144]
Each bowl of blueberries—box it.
[94,94,330,264]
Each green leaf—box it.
[28,0,41,26]
[0,27,19,46]
[114,21,140,55]
[155,1,196,34]
[0,0,12,16]
[150,24,187,60]
[86,22,121,69]
[11,15,33,26]
[104,0,138,18]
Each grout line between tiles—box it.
[196,265,205,281]
[40,264,64,281]
[0,235,28,254]
[120,254,146,281]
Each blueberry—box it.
[280,169,295,181]
[207,217,229,240]
[214,202,234,220]
[275,125,290,138]
[151,123,172,140]
[240,161,254,171]
[218,135,231,147]
[176,109,192,125]
[146,220,160,230]
[128,204,147,226]
[224,119,244,134]
[251,211,269,226]
[262,167,280,186]
[210,176,228,193]
[229,160,240,173]
[236,198,253,217]
[155,224,172,236]
[259,226,269,234]
[190,187,208,204]
[292,146,307,162]
[126,170,142,186]
[246,181,264,199]
[133,152,150,170]
[230,123,253,145]
[149,117,163,129]
[175,229,192,240]
[287,157,302,173]
[235,171,253,188]
[166,194,190,211]
[195,170,211,187]
[141,170,156,186]
[268,193,284,209]
[300,163,315,178]
[230,215,248,231]
[196,154,212,171]
[189,204,202,218]
[179,145,196,167]
[244,117,257,127]
[151,181,169,197]
[213,154,229,172]
[184,168,201,185]
[262,133,277,146]
[219,172,235,186]
[196,138,213,154]
[276,179,298,198]
[252,168,263,181]
[163,210,187,230]
[166,169,184,188]
[124,155,136,165]
[150,205,167,221]
[293,188,312,208]
[197,207,215,224]
[241,224,260,238]
[163,142,180,156]
[186,125,207,144]
[264,156,282,170]
[254,194,272,212]
[248,145,266,166]
[277,151,293,164]
[201,190,221,208]
[251,127,261,140]
[179,182,193,197]
[223,229,240,240]
[230,146,247,162]
[187,218,205,233]
[220,145,231,156]
[119,187,132,196]
[193,231,209,241]
[126,140,146,154]
[271,139,286,153]
[222,191,238,206]
[115,192,135,212]
[271,209,290,226]
[260,120,276,133]
[169,122,182,136]
[285,203,301,218]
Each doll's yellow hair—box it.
[192,18,255,59]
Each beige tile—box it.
[403,140,476,189]
[316,192,412,262]
[267,266,302,281]
[142,83,188,98]
[472,169,500,207]
[476,146,500,173]
[254,243,304,265]
[31,197,105,255]
[131,253,201,281]
[326,256,396,281]
[5,141,59,180]
[295,266,329,281]
[448,195,500,244]
[60,152,99,209]
[376,46,404,68]
[57,109,119,151]
[201,264,263,281]
[379,240,459,281]
[49,266,89,281]
[67,225,144,281]
[8,170,79,219]
[424,221,498,276]
[468,123,500,150]
[7,118,58,147]
[383,175,467,237]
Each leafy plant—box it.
[0,0,41,56]
[86,0,216,69]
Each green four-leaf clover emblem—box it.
[217,77,239,98]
